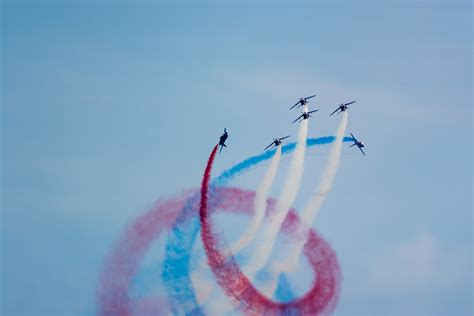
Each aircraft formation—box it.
[218,94,366,155]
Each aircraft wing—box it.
[329,108,340,116]
[264,142,274,151]
[350,133,357,141]
[344,101,356,106]
[305,94,316,100]
[358,146,366,156]
[292,114,303,124]
[308,109,319,114]
[350,143,357,147]
[279,135,290,141]
[290,101,300,110]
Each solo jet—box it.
[218,128,228,153]
[349,133,365,156]
[329,101,356,116]
[289,94,317,110]
[264,136,290,151]
[292,109,319,124]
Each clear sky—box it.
[1,1,472,315]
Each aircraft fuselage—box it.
[219,133,228,145]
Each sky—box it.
[1,1,472,315]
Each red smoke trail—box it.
[97,191,194,316]
[199,144,228,274]
[199,146,340,315]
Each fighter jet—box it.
[218,128,228,153]
[289,94,317,110]
[349,133,365,156]
[292,109,319,124]
[264,136,290,151]
[329,101,356,116]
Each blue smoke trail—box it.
[159,137,352,314]
[215,137,350,186]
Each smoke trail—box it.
[299,112,348,235]
[265,111,349,296]
[198,144,220,267]
[161,137,351,313]
[228,145,282,255]
[244,106,309,277]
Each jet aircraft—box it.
[264,136,290,151]
[218,128,228,153]
[289,94,317,110]
[349,133,365,156]
[292,109,319,124]
[329,101,356,116]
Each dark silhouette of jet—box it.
[292,109,319,124]
[289,94,317,110]
[264,136,290,151]
[218,128,228,153]
[330,101,356,116]
[349,133,365,156]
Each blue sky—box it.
[1,1,472,315]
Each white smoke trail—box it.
[263,111,349,296]
[298,111,348,234]
[226,145,282,255]
[243,105,309,278]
